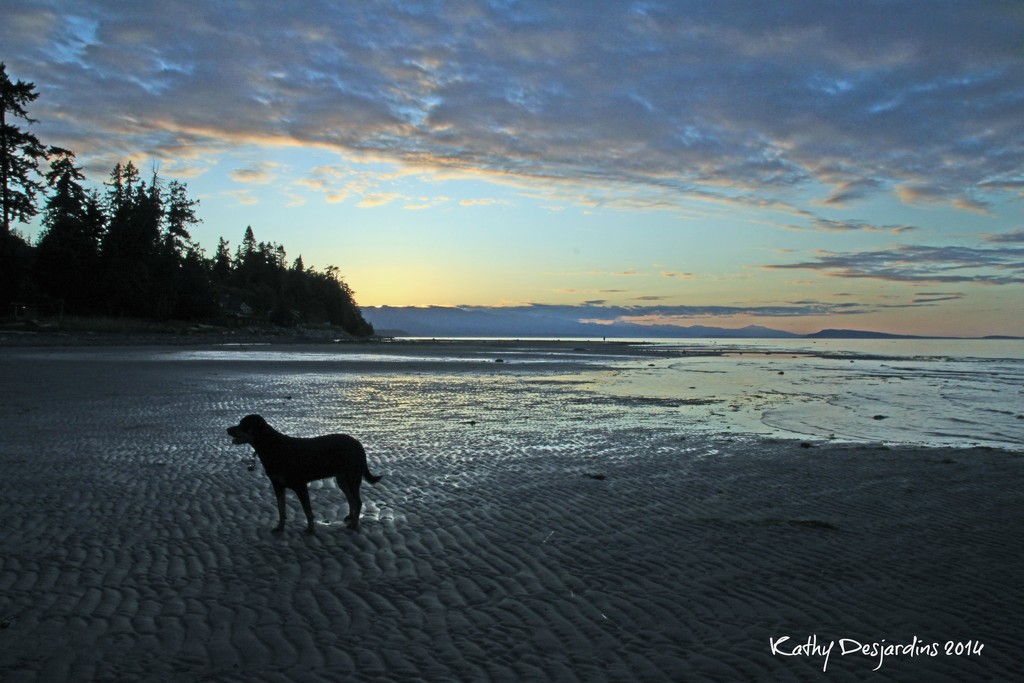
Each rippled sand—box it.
[1,344,1021,681]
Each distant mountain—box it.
[804,329,925,339]
[365,305,801,338]
[365,306,1012,340]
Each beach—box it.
[1,341,1021,681]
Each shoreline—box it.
[5,337,1022,452]
[1,345,1021,680]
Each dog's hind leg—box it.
[271,482,287,533]
[337,474,363,531]
[294,484,316,533]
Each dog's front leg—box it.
[272,482,287,532]
[295,484,316,533]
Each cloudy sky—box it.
[4,1,1023,336]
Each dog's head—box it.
[226,414,269,445]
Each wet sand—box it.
[0,344,1021,681]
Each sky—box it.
[3,0,1023,337]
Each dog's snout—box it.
[227,423,250,445]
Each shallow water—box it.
[6,338,1022,451]
[564,339,1024,450]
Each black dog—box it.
[227,414,382,532]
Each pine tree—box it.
[100,161,162,316]
[240,225,257,259]
[212,237,231,282]
[0,63,48,235]
[36,148,105,311]
[164,179,200,255]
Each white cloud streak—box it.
[3,0,1021,211]
[764,244,1024,285]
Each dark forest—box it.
[0,63,373,337]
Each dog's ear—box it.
[241,414,267,433]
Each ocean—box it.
[561,338,1024,450]
[15,337,1020,451]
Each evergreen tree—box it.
[43,147,87,212]
[169,245,217,320]
[100,161,163,316]
[104,161,132,217]
[164,179,199,255]
[36,148,105,311]
[212,237,231,283]
[215,225,373,334]
[0,63,47,236]
[0,58,375,332]
[238,225,256,262]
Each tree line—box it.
[0,62,373,336]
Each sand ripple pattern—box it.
[0,349,1021,681]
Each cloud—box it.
[510,302,868,320]
[912,292,965,304]
[367,297,958,337]
[811,219,925,235]
[294,165,402,205]
[985,230,1024,244]
[5,1,1021,213]
[764,244,1024,285]
[458,198,510,207]
[356,193,401,208]
[819,178,885,206]
[229,162,282,184]
[793,218,919,234]
[897,184,992,214]
[222,189,258,205]
[403,196,450,210]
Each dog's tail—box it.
[354,440,382,484]
[362,446,382,484]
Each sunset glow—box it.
[4,1,1022,336]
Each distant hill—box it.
[366,305,800,338]
[804,329,925,340]
[364,306,1018,340]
